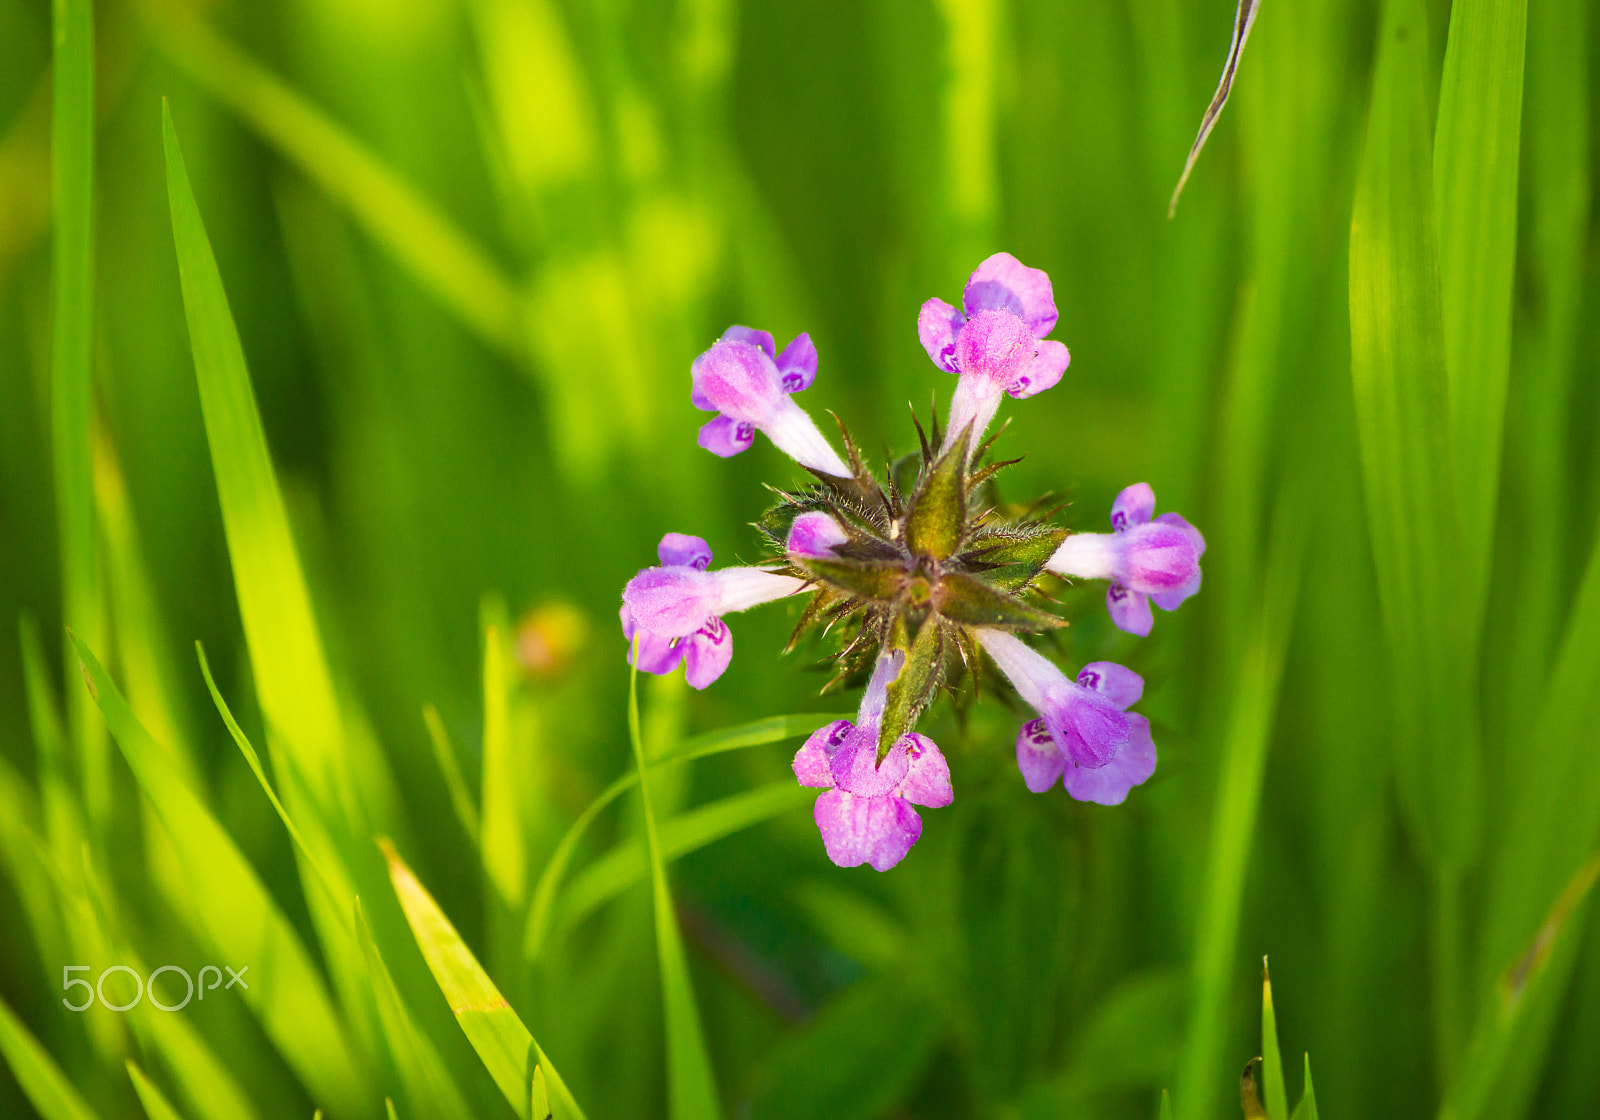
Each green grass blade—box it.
[1432,0,1528,630]
[524,712,839,962]
[1440,852,1600,1120]
[162,99,350,818]
[1289,1055,1319,1120]
[381,838,585,1120]
[353,898,476,1120]
[559,781,813,934]
[1349,0,1479,869]
[423,704,481,844]
[50,0,108,832]
[1175,489,1307,1120]
[148,12,521,357]
[1261,961,1288,1120]
[127,1062,187,1120]
[69,634,371,1114]
[0,994,101,1120]
[628,655,723,1120]
[481,608,525,910]
[1160,1089,1173,1120]
[195,641,348,932]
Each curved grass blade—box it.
[196,641,347,931]
[423,704,481,843]
[127,1062,187,1120]
[1167,0,1260,217]
[381,838,585,1120]
[629,652,723,1120]
[70,634,371,1115]
[0,995,101,1120]
[147,11,521,357]
[558,781,813,935]
[353,899,476,1120]
[524,712,839,961]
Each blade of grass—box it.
[1432,0,1528,636]
[558,781,813,935]
[524,712,840,962]
[381,838,585,1120]
[1440,852,1600,1120]
[195,641,348,931]
[1261,961,1288,1120]
[1167,0,1260,217]
[146,9,522,357]
[1348,0,1480,1079]
[353,898,477,1120]
[51,0,108,832]
[628,650,723,1120]
[0,995,101,1120]
[1175,484,1307,1120]
[1289,1056,1318,1120]
[69,634,371,1115]
[481,604,524,910]
[423,704,480,843]
[126,1062,187,1120]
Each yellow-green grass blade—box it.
[1160,1089,1173,1120]
[195,640,347,928]
[524,712,839,962]
[1290,1055,1319,1120]
[1261,961,1288,1120]
[93,421,197,782]
[382,839,585,1120]
[161,98,349,819]
[70,634,372,1115]
[423,704,480,844]
[353,898,476,1120]
[0,754,65,970]
[1348,0,1480,873]
[1433,0,1528,633]
[51,0,108,833]
[559,781,812,935]
[19,615,79,874]
[148,12,521,358]
[127,1062,187,1120]
[1472,535,1600,1110]
[1440,852,1600,1120]
[0,994,101,1120]
[164,100,392,1038]
[481,605,525,910]
[628,655,723,1120]
[1175,486,1307,1120]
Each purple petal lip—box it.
[775,332,818,393]
[721,325,775,358]
[698,414,756,458]
[918,298,965,373]
[622,566,719,639]
[1110,482,1156,531]
[962,252,1059,337]
[1107,582,1154,637]
[690,337,784,420]
[680,618,732,689]
[1064,714,1156,805]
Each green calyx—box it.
[761,414,1067,761]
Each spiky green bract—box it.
[760,417,1065,761]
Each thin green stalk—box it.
[51,0,106,831]
[628,646,722,1120]
[1431,870,1466,1085]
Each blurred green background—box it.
[2,0,1599,1118]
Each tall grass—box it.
[1,1,1598,1118]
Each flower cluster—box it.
[621,253,1205,871]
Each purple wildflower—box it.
[1046,483,1205,636]
[979,630,1155,805]
[785,510,849,559]
[691,327,851,477]
[620,533,804,689]
[792,652,953,871]
[917,253,1071,455]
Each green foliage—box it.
[2,2,1599,1119]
